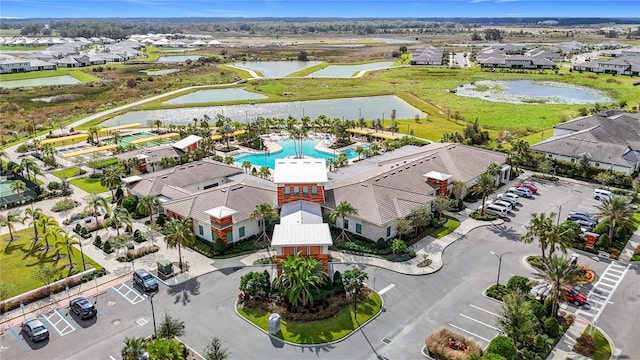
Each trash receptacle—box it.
[157,258,174,277]
[268,313,281,335]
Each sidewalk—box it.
[547,316,618,360]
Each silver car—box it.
[21,318,49,342]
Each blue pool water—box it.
[235,139,366,168]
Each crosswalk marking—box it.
[576,262,629,322]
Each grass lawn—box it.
[238,292,383,344]
[87,158,118,169]
[431,216,461,239]
[583,325,611,360]
[70,177,108,194]
[1,227,104,299]
[52,167,83,179]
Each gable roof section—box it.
[172,135,202,150]
[271,224,333,246]
[273,158,328,184]
[280,200,323,225]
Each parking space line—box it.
[459,313,501,331]
[469,304,499,317]
[54,309,75,335]
[447,323,491,343]
[111,284,145,305]
[9,327,29,351]
[378,284,396,295]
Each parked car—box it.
[497,193,520,205]
[567,217,596,230]
[567,212,598,225]
[21,318,49,342]
[70,297,97,319]
[486,199,512,211]
[569,210,599,223]
[515,182,538,193]
[593,188,614,201]
[563,286,588,306]
[133,269,158,292]
[507,187,533,198]
[477,204,508,218]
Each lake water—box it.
[370,38,417,44]
[0,75,81,88]
[455,80,612,104]
[156,56,203,63]
[306,62,395,77]
[101,95,425,127]
[163,88,268,105]
[231,61,322,77]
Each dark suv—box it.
[70,297,97,319]
[133,269,158,292]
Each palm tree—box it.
[258,166,271,180]
[121,336,147,360]
[273,253,326,307]
[56,231,79,275]
[108,206,132,236]
[10,180,26,204]
[473,173,497,215]
[100,165,123,199]
[0,150,7,173]
[137,195,159,225]
[241,160,252,174]
[164,217,195,272]
[535,255,581,317]
[0,210,22,242]
[39,215,60,252]
[354,146,364,160]
[522,212,555,261]
[595,195,634,247]
[250,203,277,247]
[329,201,358,242]
[147,338,184,360]
[23,207,44,242]
[547,221,580,257]
[20,157,41,182]
[153,119,163,133]
[84,194,111,228]
[451,180,467,201]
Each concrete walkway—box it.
[547,316,619,360]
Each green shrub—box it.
[102,241,113,254]
[527,255,543,269]
[526,300,547,322]
[376,238,388,250]
[482,353,507,360]
[486,336,517,360]
[52,198,76,212]
[507,275,531,294]
[214,238,227,254]
[531,173,559,182]
[190,237,214,257]
[93,236,102,248]
[469,211,497,221]
[486,284,510,301]
[533,334,551,355]
[121,195,138,214]
[544,317,562,338]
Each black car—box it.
[569,211,599,223]
[21,318,49,342]
[70,297,97,319]
[567,215,596,229]
[133,269,158,292]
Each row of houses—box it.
[572,57,640,76]
[0,36,117,47]
[477,45,562,70]
[409,45,444,66]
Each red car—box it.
[515,182,538,193]
[563,286,588,306]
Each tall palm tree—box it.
[273,253,326,307]
[451,180,468,201]
[108,206,132,236]
[596,195,634,247]
[121,336,147,360]
[20,157,41,182]
[258,166,271,180]
[23,207,44,242]
[522,212,555,261]
[56,231,79,275]
[241,160,252,174]
[547,221,580,257]
[84,194,111,228]
[153,119,163,133]
[250,203,277,247]
[473,173,497,215]
[100,165,123,199]
[354,146,364,161]
[39,215,60,252]
[0,150,7,173]
[329,201,359,242]
[535,255,581,317]
[164,217,195,272]
[10,180,26,204]
[137,195,159,225]
[0,210,22,242]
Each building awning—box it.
[122,175,142,183]
[347,128,372,136]
[98,123,142,133]
[40,133,88,145]
[172,134,202,149]
[370,133,399,140]
[130,133,179,145]
[62,144,117,158]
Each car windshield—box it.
[141,273,153,281]
[33,325,46,332]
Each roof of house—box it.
[205,206,237,219]
[162,177,277,225]
[271,223,333,246]
[273,158,328,184]
[172,135,202,150]
[280,200,323,225]
[114,144,182,164]
[553,114,640,147]
[127,159,243,197]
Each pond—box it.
[156,56,203,63]
[101,95,426,127]
[455,80,612,104]
[163,88,268,105]
[0,75,81,88]
[231,61,322,77]
[306,62,395,78]
[370,38,417,44]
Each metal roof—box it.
[273,158,328,184]
[271,224,333,246]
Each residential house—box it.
[410,45,444,66]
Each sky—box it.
[1,0,638,19]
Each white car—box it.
[508,187,532,198]
[486,199,512,211]
[497,193,520,205]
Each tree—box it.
[10,180,26,204]
[241,160,252,173]
[408,206,431,235]
[249,202,277,247]
[108,205,132,236]
[23,207,44,242]
[258,166,271,179]
[329,201,358,243]
[473,173,497,215]
[146,338,185,360]
[84,194,111,228]
[577,155,592,178]
[548,221,580,257]
[594,171,615,187]
[157,312,186,339]
[390,239,407,254]
[203,337,230,360]
[20,157,42,182]
[432,195,452,221]
[595,195,634,247]
[273,253,325,307]
[451,180,467,201]
[394,217,412,240]
[297,51,308,61]
[40,215,60,252]
[486,162,501,177]
[522,212,555,261]
[497,289,537,347]
[101,165,123,199]
[0,210,22,242]
[164,217,195,272]
[56,231,79,274]
[121,336,147,360]
[485,335,517,360]
[354,146,364,160]
[508,139,530,173]
[239,270,272,298]
[535,255,581,317]
[137,195,159,225]
[32,264,61,287]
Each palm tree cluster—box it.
[163,217,195,272]
[522,212,580,262]
[273,253,327,307]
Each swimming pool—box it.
[235,139,365,168]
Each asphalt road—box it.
[3,178,638,360]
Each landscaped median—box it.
[237,290,383,344]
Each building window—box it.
[239,226,245,238]
[284,187,290,196]
[386,226,391,237]
[595,163,600,167]
[212,231,217,241]
[343,219,349,229]
[356,223,362,234]
[312,186,318,195]
[198,225,203,236]
[302,186,308,195]
[571,158,575,163]
[293,186,299,195]
[548,154,552,157]
[226,232,233,243]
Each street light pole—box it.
[551,202,566,226]
[144,293,157,337]
[490,251,511,287]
